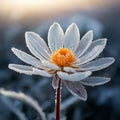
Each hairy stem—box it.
[55,78,61,120]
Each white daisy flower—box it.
[9,23,115,101]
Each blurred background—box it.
[0,0,120,120]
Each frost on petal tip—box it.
[83,30,93,41]
[52,22,61,27]
[70,23,78,29]
[110,57,115,63]
[25,31,41,42]
[49,22,63,34]
[25,31,36,37]
[8,64,35,75]
[101,38,107,46]
[8,64,12,69]
[88,30,93,35]
[11,47,16,52]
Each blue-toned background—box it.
[0,0,120,120]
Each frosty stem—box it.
[55,78,61,120]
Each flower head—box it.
[9,22,115,101]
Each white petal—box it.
[9,64,52,77]
[81,77,111,87]
[77,44,106,65]
[26,39,44,60]
[63,81,87,101]
[79,57,115,72]
[79,38,107,60]
[63,67,76,73]
[75,30,93,58]
[11,47,43,69]
[33,68,52,77]
[8,64,36,75]
[48,23,64,53]
[52,76,60,89]
[42,60,60,70]
[86,38,107,52]
[57,71,92,81]
[25,32,51,60]
[64,23,80,51]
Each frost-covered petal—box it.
[79,57,115,72]
[86,38,107,53]
[63,67,76,73]
[78,38,107,62]
[77,44,106,65]
[48,23,64,53]
[8,64,36,75]
[9,64,52,77]
[57,71,92,81]
[52,76,59,89]
[42,60,60,70]
[75,30,93,58]
[63,81,87,101]
[64,23,79,51]
[11,47,43,69]
[33,68,52,77]
[25,32,51,60]
[81,77,111,87]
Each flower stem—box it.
[55,78,61,120]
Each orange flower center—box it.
[50,48,76,67]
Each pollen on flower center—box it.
[50,48,76,67]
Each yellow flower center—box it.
[50,48,76,67]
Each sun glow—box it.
[0,0,89,21]
[0,0,117,21]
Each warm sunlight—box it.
[0,0,117,21]
[0,0,87,21]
